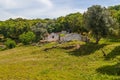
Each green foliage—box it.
[109,5,120,11]
[59,33,65,37]
[19,31,35,45]
[46,13,86,33]
[0,19,29,39]
[112,11,120,37]
[5,38,16,49]
[108,5,120,37]
[31,22,48,41]
[84,5,114,44]
[64,12,84,33]
[0,18,46,41]
[47,17,65,33]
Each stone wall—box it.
[60,33,82,42]
[45,33,59,42]
[45,32,89,42]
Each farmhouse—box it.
[44,31,89,42]
[45,33,60,42]
[60,33,82,42]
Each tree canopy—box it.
[84,5,114,43]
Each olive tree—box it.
[84,5,113,44]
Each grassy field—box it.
[0,40,120,80]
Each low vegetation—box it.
[5,38,16,49]
[19,31,36,45]
[0,40,120,80]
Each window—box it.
[52,36,54,39]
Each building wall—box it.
[45,32,85,42]
[46,33,59,42]
[60,33,82,42]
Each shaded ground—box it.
[105,46,120,60]
[67,43,107,56]
[96,63,120,76]
[96,43,120,77]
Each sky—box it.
[0,0,120,20]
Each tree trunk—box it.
[95,36,101,44]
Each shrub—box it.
[5,38,16,49]
[19,31,35,45]
[60,33,65,37]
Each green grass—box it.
[0,40,120,80]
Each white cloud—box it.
[0,0,120,20]
[0,10,13,20]
[14,6,86,19]
[0,0,54,20]
[0,0,86,20]
[0,0,53,9]
[37,0,53,8]
[0,0,15,9]
[0,9,27,20]
[42,7,86,18]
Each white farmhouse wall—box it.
[61,33,82,42]
[46,33,59,42]
[45,32,84,42]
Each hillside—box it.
[0,40,120,80]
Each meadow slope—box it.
[0,40,120,80]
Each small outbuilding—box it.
[43,31,89,42]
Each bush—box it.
[19,31,36,45]
[5,38,16,49]
[60,33,65,37]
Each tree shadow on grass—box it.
[105,46,120,60]
[67,42,107,56]
[114,78,120,80]
[96,63,120,76]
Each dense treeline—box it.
[0,5,120,48]
[0,18,46,40]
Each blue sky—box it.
[0,0,120,20]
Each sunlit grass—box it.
[0,40,120,80]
